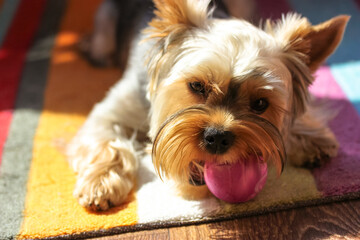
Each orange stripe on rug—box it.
[18,0,137,238]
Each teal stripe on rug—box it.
[0,0,21,47]
[0,1,67,238]
[289,0,360,64]
[330,61,360,114]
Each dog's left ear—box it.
[270,14,349,116]
[273,14,350,72]
[146,0,212,97]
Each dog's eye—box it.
[189,81,205,95]
[250,98,269,114]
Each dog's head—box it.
[146,0,348,197]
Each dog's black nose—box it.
[203,127,235,154]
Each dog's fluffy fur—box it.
[68,0,349,211]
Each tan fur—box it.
[68,0,349,210]
[148,0,212,38]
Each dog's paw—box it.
[288,130,339,169]
[300,142,338,168]
[74,168,134,211]
[68,136,138,211]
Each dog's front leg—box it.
[287,106,339,168]
[67,71,149,211]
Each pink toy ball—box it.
[204,156,268,203]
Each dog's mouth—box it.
[187,153,266,187]
[188,161,205,186]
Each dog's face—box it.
[146,0,348,197]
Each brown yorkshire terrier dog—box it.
[68,0,349,210]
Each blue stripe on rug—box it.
[0,0,21,47]
[330,61,360,114]
[288,0,360,64]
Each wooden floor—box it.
[92,199,360,240]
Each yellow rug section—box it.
[18,1,138,238]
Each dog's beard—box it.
[152,105,286,186]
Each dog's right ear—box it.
[146,0,212,97]
[271,13,349,72]
[147,0,212,39]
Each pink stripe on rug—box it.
[0,111,12,165]
[310,66,360,196]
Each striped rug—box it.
[0,0,359,239]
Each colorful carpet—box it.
[0,0,359,239]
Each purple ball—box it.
[204,158,268,203]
